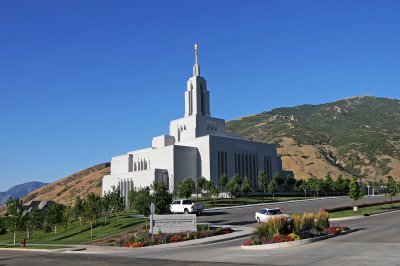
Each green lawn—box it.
[329,202,400,218]
[0,214,145,245]
[194,196,316,208]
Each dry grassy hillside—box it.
[21,163,110,206]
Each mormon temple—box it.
[102,44,289,200]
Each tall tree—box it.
[268,180,279,200]
[109,186,124,225]
[348,178,364,210]
[83,192,100,237]
[177,178,195,199]
[73,197,84,232]
[386,176,399,206]
[151,181,173,214]
[5,198,23,246]
[258,171,269,201]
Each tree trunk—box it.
[79,217,83,232]
[90,222,93,237]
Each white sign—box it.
[150,214,197,234]
[150,203,155,214]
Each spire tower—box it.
[193,43,200,77]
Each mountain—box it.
[20,163,110,206]
[227,96,400,181]
[0,181,48,206]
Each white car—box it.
[255,208,290,223]
[170,199,204,215]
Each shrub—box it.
[269,216,288,235]
[292,214,302,234]
[315,210,330,231]
[301,213,315,232]
[254,221,274,239]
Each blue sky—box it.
[1,0,399,191]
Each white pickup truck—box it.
[170,199,204,215]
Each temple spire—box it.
[193,43,200,76]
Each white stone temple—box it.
[102,44,290,201]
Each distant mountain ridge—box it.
[227,96,400,181]
[0,181,48,205]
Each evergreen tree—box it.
[284,176,296,191]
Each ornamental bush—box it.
[301,213,315,232]
[315,210,330,231]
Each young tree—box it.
[27,207,43,237]
[348,178,364,211]
[272,172,284,187]
[386,176,399,206]
[308,178,322,197]
[109,186,124,225]
[151,181,173,214]
[258,171,269,201]
[219,174,228,194]
[322,172,333,196]
[284,176,296,192]
[227,174,240,204]
[61,205,73,237]
[268,180,279,200]
[241,176,252,195]
[177,178,195,199]
[196,176,208,198]
[100,193,111,225]
[45,203,64,234]
[84,193,100,237]
[5,198,23,246]
[210,183,219,205]
[74,197,84,232]
[297,179,309,197]
[131,187,152,228]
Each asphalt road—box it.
[198,195,400,226]
[1,196,399,266]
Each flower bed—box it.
[242,210,350,247]
[119,225,234,248]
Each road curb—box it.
[241,229,357,250]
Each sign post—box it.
[150,203,155,242]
